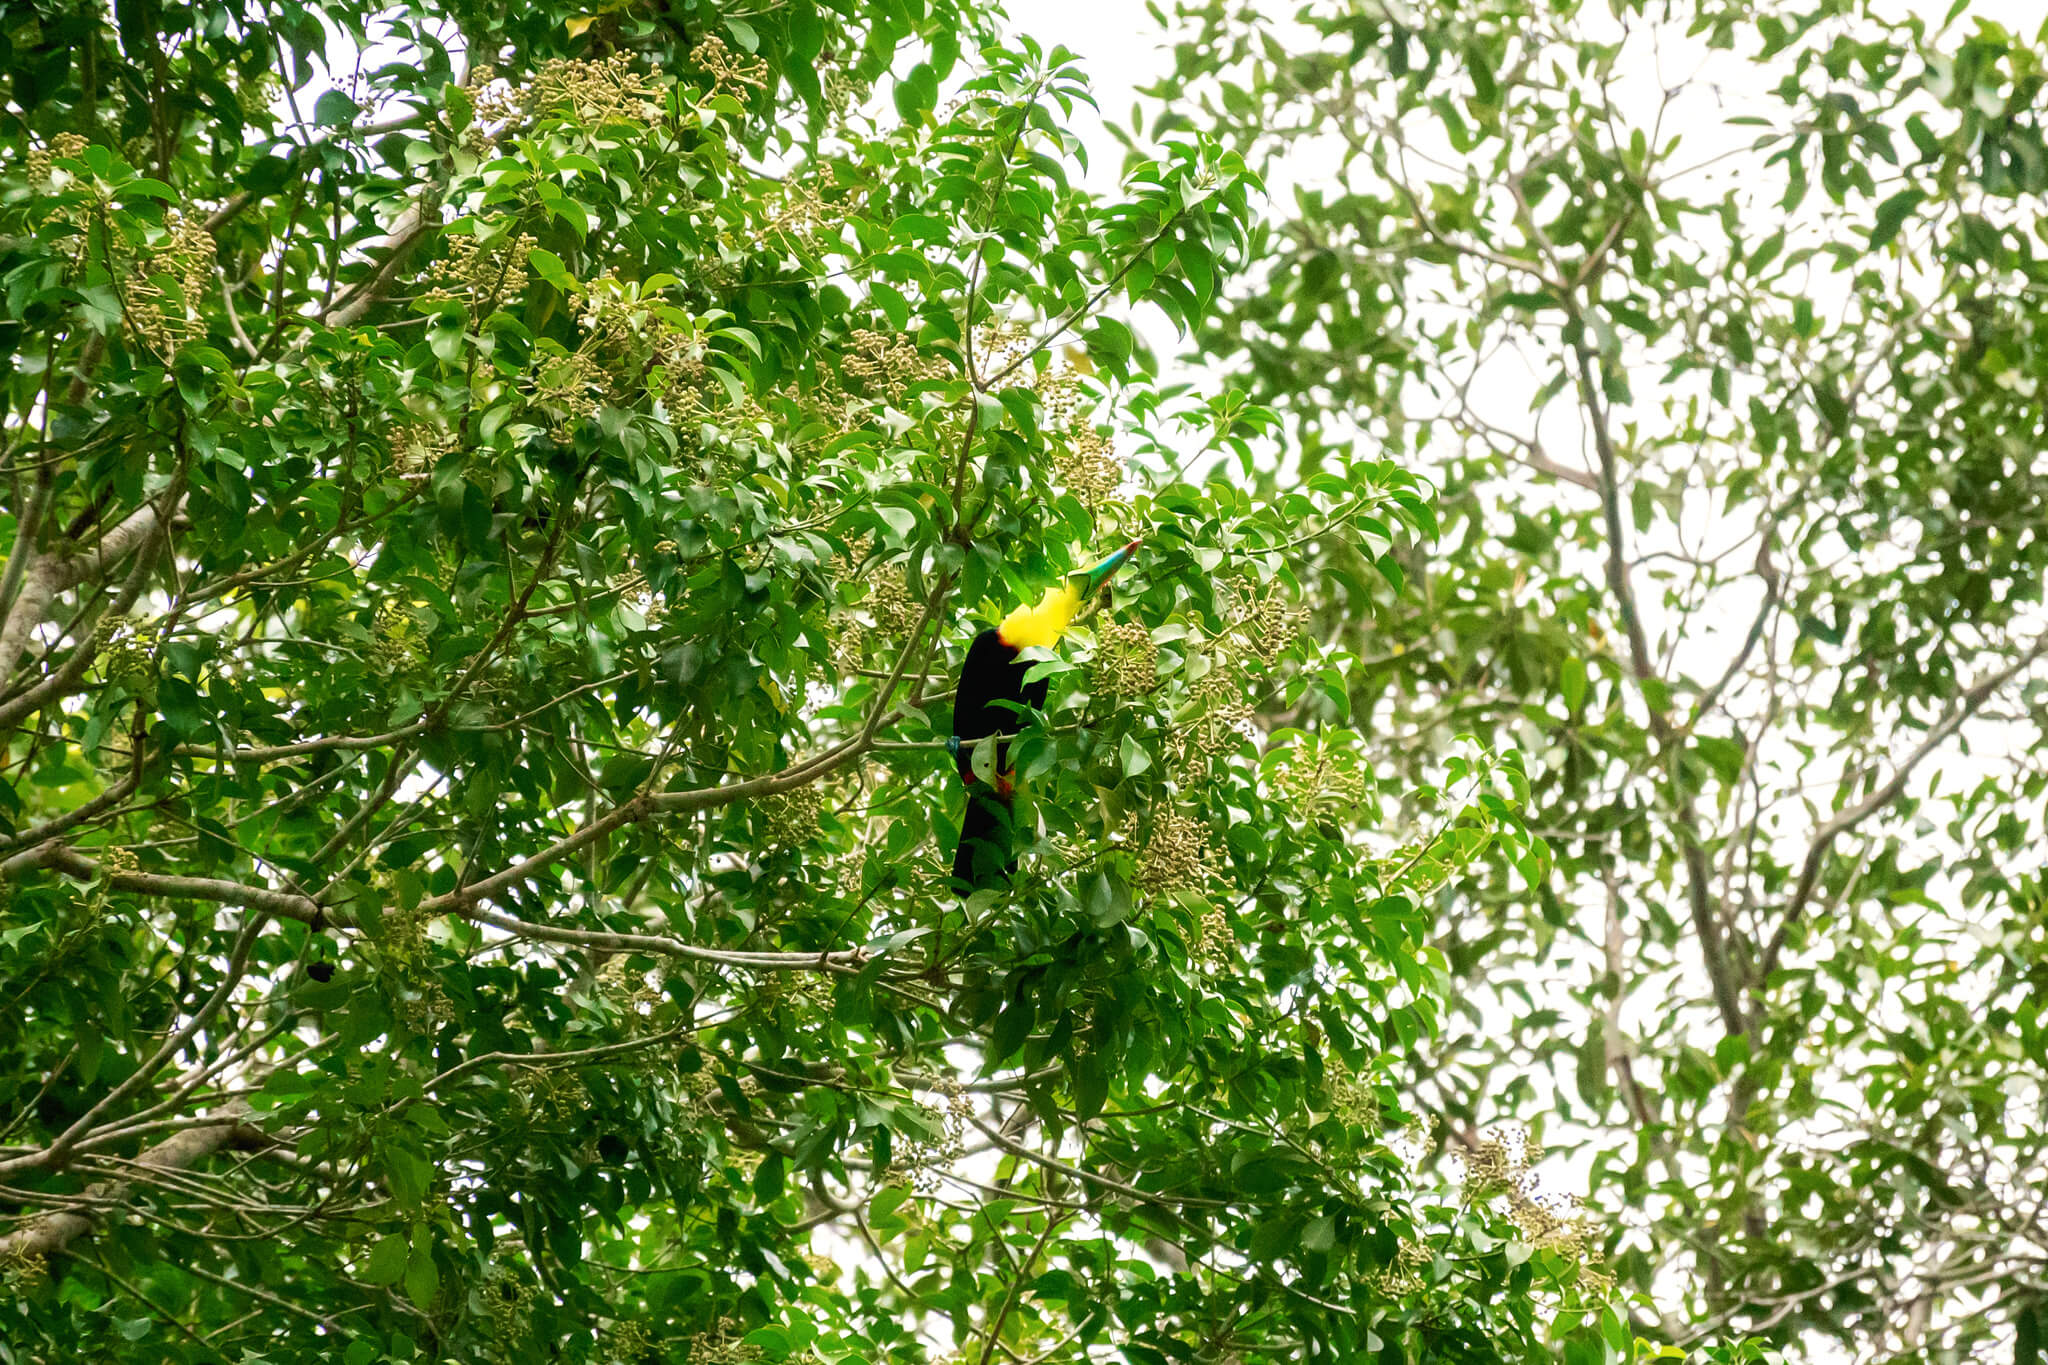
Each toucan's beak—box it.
[1072,538,1143,597]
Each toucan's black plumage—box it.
[950,628,1050,890]
[947,540,1141,894]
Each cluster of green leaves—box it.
[1142,0,2048,1357]
[0,1,1611,1363]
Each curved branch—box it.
[322,197,440,328]
[9,577,955,978]
[5,842,325,923]
[0,768,142,854]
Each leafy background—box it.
[1139,0,2048,1359]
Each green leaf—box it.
[528,247,574,291]
[1247,1214,1299,1262]
[429,323,465,364]
[1747,229,1785,275]
[1693,734,1745,783]
[360,1234,408,1286]
[1869,189,1925,249]
[598,754,656,791]
[156,675,211,741]
[754,1151,786,1200]
[381,1145,432,1211]
[404,1239,439,1310]
[313,90,361,127]
[990,991,1035,1062]
[1072,1053,1108,1120]
[892,62,937,122]
[742,1326,790,1360]
[1086,317,1134,365]
[1560,657,1587,712]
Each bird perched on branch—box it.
[949,540,1141,893]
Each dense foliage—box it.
[0,1,1634,1362]
[1147,0,2048,1358]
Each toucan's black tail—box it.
[952,786,1018,893]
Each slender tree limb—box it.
[5,841,325,922]
[460,904,875,972]
[420,1028,693,1098]
[428,581,949,918]
[1690,534,1782,725]
[67,1249,231,1361]
[0,462,55,650]
[10,581,955,980]
[975,1212,1067,1365]
[1601,869,1679,1175]
[1753,631,2048,1002]
[10,495,174,647]
[0,557,60,686]
[984,210,1195,391]
[0,472,182,734]
[180,1258,351,1336]
[0,1103,258,1260]
[322,196,441,328]
[1573,343,1747,1035]
[67,499,170,585]
[970,1116,1227,1212]
[0,767,142,854]
[25,916,265,1174]
[176,722,431,764]
[203,111,430,236]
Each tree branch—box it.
[0,1103,258,1261]
[4,842,325,923]
[1573,343,1747,1035]
[0,473,182,734]
[1754,631,2048,1001]
[0,768,142,854]
[23,916,264,1175]
[322,196,440,328]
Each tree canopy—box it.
[0,2,1637,1363]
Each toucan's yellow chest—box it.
[997,583,1082,651]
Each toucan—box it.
[949,539,1142,892]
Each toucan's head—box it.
[997,538,1142,651]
